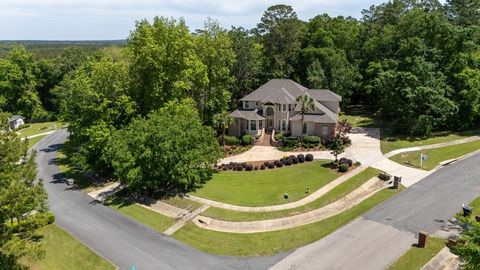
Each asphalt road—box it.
[271,149,480,270]
[36,130,288,270]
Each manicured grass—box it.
[106,196,175,234]
[18,122,59,137]
[27,134,48,148]
[381,130,480,154]
[387,237,446,270]
[23,224,115,270]
[339,105,383,128]
[191,160,341,207]
[174,187,402,256]
[201,167,381,221]
[390,140,480,170]
[160,196,203,211]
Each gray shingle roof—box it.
[241,79,308,102]
[306,89,342,102]
[230,109,266,120]
[290,113,337,124]
[8,115,24,121]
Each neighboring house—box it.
[228,79,341,140]
[9,115,25,130]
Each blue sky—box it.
[0,0,386,40]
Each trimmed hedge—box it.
[274,133,284,141]
[283,136,299,147]
[304,135,320,144]
[339,158,353,167]
[305,154,314,162]
[242,134,252,146]
[297,154,305,163]
[224,135,241,146]
[338,163,349,172]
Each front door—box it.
[267,119,273,131]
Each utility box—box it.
[418,231,428,248]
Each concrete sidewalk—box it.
[193,178,386,233]
[188,166,368,212]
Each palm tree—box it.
[295,95,315,144]
[213,111,233,146]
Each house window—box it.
[256,101,259,107]
[266,107,274,116]
[282,120,287,131]
[322,126,329,136]
[250,120,256,131]
[289,104,293,111]
[259,120,263,130]
[303,123,308,134]
[244,101,250,109]
[282,104,287,112]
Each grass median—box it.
[191,160,341,207]
[387,237,446,270]
[22,224,115,270]
[201,167,381,221]
[389,140,480,170]
[174,186,402,256]
[106,196,176,234]
[18,121,59,137]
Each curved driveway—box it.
[36,130,288,270]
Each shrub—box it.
[379,172,391,181]
[237,165,243,171]
[241,162,247,168]
[283,136,299,147]
[275,160,284,167]
[285,158,293,166]
[354,161,361,166]
[222,167,228,171]
[305,154,314,162]
[342,136,352,145]
[330,162,339,169]
[304,135,320,145]
[339,158,353,167]
[268,162,275,169]
[242,134,252,146]
[297,154,305,163]
[254,165,259,170]
[274,133,284,141]
[292,156,299,164]
[224,135,241,146]
[280,158,286,164]
[264,161,269,167]
[246,165,253,171]
[338,163,349,172]
[260,164,266,170]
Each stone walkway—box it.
[87,182,123,201]
[188,166,368,212]
[164,205,210,235]
[193,177,388,233]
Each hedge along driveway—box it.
[191,160,340,207]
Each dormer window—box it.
[282,104,287,111]
[244,101,250,109]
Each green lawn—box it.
[106,196,175,233]
[390,140,480,170]
[191,160,341,207]
[174,187,402,256]
[381,130,480,154]
[339,105,383,128]
[201,167,381,221]
[387,237,446,270]
[18,122,59,137]
[22,224,115,270]
[27,134,48,148]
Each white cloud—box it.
[0,0,386,40]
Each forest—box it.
[0,0,479,184]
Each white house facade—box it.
[8,115,25,130]
[228,79,341,140]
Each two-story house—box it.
[228,79,341,140]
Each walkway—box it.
[188,166,368,212]
[384,135,480,158]
[20,130,56,140]
[193,177,387,233]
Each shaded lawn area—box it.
[27,134,48,148]
[174,187,402,256]
[339,105,383,128]
[159,196,203,212]
[56,145,115,192]
[191,160,341,207]
[390,140,480,171]
[386,237,446,270]
[381,130,480,154]
[201,167,381,221]
[22,224,115,270]
[18,121,59,137]
[106,196,175,234]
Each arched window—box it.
[266,107,274,116]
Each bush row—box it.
[216,153,314,172]
[224,135,253,146]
